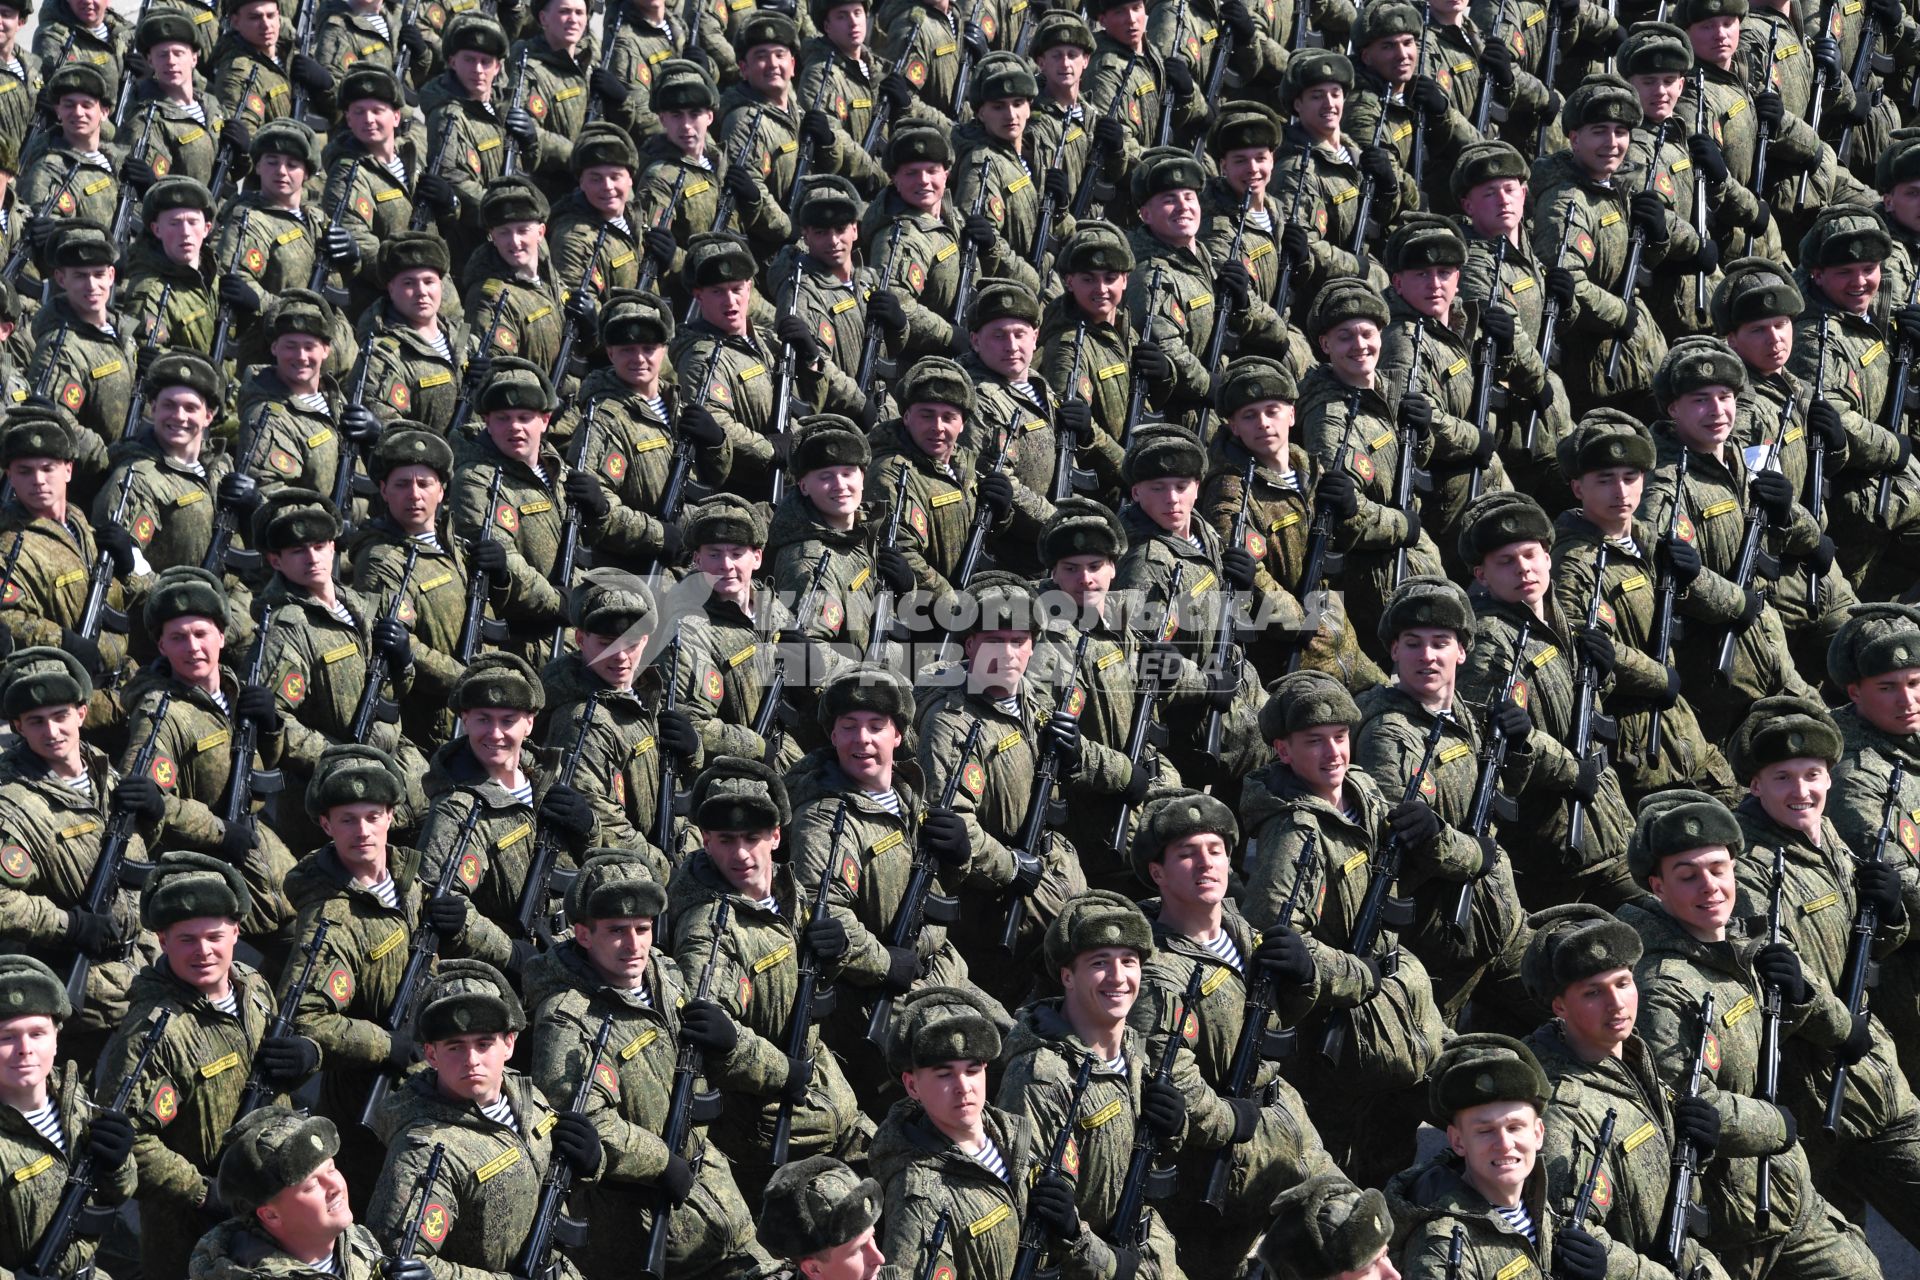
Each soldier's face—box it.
[659,108,713,157]
[1096,0,1146,47]
[6,457,69,515]
[424,1030,516,1103]
[1666,386,1737,454]
[485,407,549,465]
[319,801,394,871]
[693,541,762,600]
[267,540,336,594]
[1568,465,1644,532]
[1139,188,1201,247]
[744,43,795,95]
[257,1159,353,1250]
[1726,314,1794,376]
[1460,177,1525,238]
[450,50,501,99]
[1061,945,1141,1026]
[55,92,101,142]
[159,916,240,997]
[0,6,22,49]
[347,100,401,149]
[578,629,643,687]
[832,711,900,789]
[1221,146,1274,200]
[963,629,1034,694]
[977,97,1030,148]
[608,341,665,391]
[13,704,84,772]
[67,0,106,24]
[159,616,226,685]
[1294,84,1343,142]
[1446,1100,1543,1205]
[801,463,865,524]
[1388,628,1465,708]
[801,222,858,271]
[1848,667,1920,736]
[693,279,751,334]
[380,466,445,537]
[1647,846,1738,939]
[388,268,443,326]
[1629,71,1684,124]
[1149,832,1231,908]
[1567,123,1629,183]
[0,1015,57,1097]
[573,915,654,988]
[1550,967,1638,1058]
[539,0,589,48]
[272,334,330,390]
[702,828,780,899]
[580,164,633,219]
[155,208,209,269]
[1888,179,1920,234]
[1471,539,1551,609]
[971,317,1037,379]
[1317,318,1380,382]
[1065,269,1126,322]
[490,219,545,272]
[823,1,867,52]
[1749,758,1830,840]
[903,402,964,461]
[1392,266,1457,321]
[1038,45,1087,96]
[56,264,113,316]
[1051,553,1115,614]
[1229,399,1293,463]
[1276,724,1349,796]
[1360,34,1417,86]
[901,1060,988,1139]
[149,41,196,91]
[256,153,308,202]
[461,706,534,772]
[894,161,947,212]
[1429,0,1466,23]
[1689,15,1740,68]
[1809,261,1881,315]
[1130,476,1198,537]
[800,1227,886,1280]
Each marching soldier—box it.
[548,123,643,304]
[463,176,570,378]
[719,13,807,216]
[756,1156,889,1280]
[360,234,472,436]
[1035,219,1175,452]
[1255,1176,1399,1280]
[765,415,890,659]
[19,64,118,231]
[947,52,1053,300]
[208,121,333,349]
[234,291,379,502]
[422,17,542,264]
[776,175,891,424]
[29,222,135,461]
[513,0,638,184]
[124,10,233,192]
[318,67,435,315]
[858,125,975,364]
[121,176,219,359]
[211,0,334,135]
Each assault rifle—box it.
[1568,1109,1618,1230]
[1110,968,1204,1248]
[1006,1055,1095,1280]
[1108,565,1184,855]
[867,466,912,662]
[856,222,908,419]
[752,552,832,762]
[235,921,330,1120]
[653,629,688,859]
[553,222,610,389]
[1828,762,1903,1134]
[641,900,729,1280]
[634,167,690,295]
[1392,318,1432,587]
[454,467,510,662]
[863,33,920,153]
[1714,425,1786,683]
[1756,845,1785,1220]
[108,102,162,243]
[1645,451,1688,762]
[769,255,807,505]
[209,209,254,368]
[1654,992,1715,1271]
[347,545,417,742]
[548,401,600,655]
[1455,620,1530,938]
[1605,120,1667,382]
[221,611,283,824]
[510,1014,614,1280]
[1566,544,1614,854]
[1001,634,1090,952]
[307,158,361,296]
[119,287,174,439]
[772,803,845,1165]
[1202,457,1257,756]
[68,693,172,1007]
[78,470,136,641]
[1070,53,1135,220]
[514,691,603,940]
[951,155,994,346]
[1193,191,1254,442]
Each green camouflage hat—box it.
[757,1157,883,1259]
[142,851,250,930]
[1710,256,1803,332]
[1456,491,1554,566]
[475,355,556,415]
[683,232,757,288]
[652,58,718,111]
[685,494,768,548]
[970,51,1038,107]
[1519,903,1642,1004]
[1039,496,1128,564]
[1618,21,1693,75]
[1799,206,1892,267]
[1828,602,1920,686]
[217,1107,341,1216]
[1257,1176,1394,1280]
[568,569,655,636]
[1556,408,1655,477]
[1129,790,1238,882]
[1122,424,1207,485]
[691,756,791,831]
[791,413,870,475]
[794,174,864,228]
[600,289,674,347]
[449,652,544,714]
[1384,213,1467,272]
[370,427,455,482]
[566,850,666,922]
[1726,695,1844,782]
[143,565,230,633]
[1043,889,1154,973]
[1561,73,1642,131]
[1377,575,1475,648]
[417,960,525,1042]
[1215,355,1298,414]
[479,176,549,229]
[0,956,68,1022]
[144,350,224,410]
[1628,789,1744,884]
[898,356,976,415]
[1058,219,1134,274]
[571,122,641,176]
[142,176,214,226]
[1429,1033,1549,1119]
[816,662,914,734]
[1451,140,1529,201]
[305,744,407,815]
[886,985,1002,1075]
[1653,335,1747,402]
[1132,146,1207,206]
[1259,669,1362,742]
[0,647,90,717]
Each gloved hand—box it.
[1546,266,1578,313]
[68,908,132,960]
[1222,545,1258,591]
[398,22,429,65]
[804,913,850,963]
[589,66,630,105]
[1554,1226,1608,1280]
[1094,113,1127,155]
[538,782,595,849]
[425,892,467,939]
[1478,305,1516,355]
[1657,535,1702,587]
[1856,858,1906,922]
[1672,1095,1722,1155]
[723,163,763,210]
[219,119,252,155]
[1215,260,1253,310]
[1163,54,1195,96]
[372,616,411,668]
[1688,132,1729,184]
[919,807,970,866]
[1479,39,1514,88]
[1630,190,1669,243]
[1801,534,1836,578]
[1317,468,1359,520]
[1131,342,1174,390]
[657,707,699,762]
[1755,89,1785,133]
[962,211,998,255]
[868,287,908,336]
[1736,586,1765,632]
[564,470,611,522]
[217,816,256,866]
[877,545,915,593]
[1814,35,1845,78]
[97,522,136,576]
[236,681,279,730]
[1753,941,1807,1002]
[290,51,333,95]
[882,945,922,993]
[1691,240,1720,275]
[119,153,156,192]
[1388,798,1441,853]
[1837,1011,1875,1066]
[1011,849,1044,895]
[781,1055,814,1102]
[1253,928,1315,989]
[1204,659,1239,712]
[1570,752,1606,803]
[1409,74,1451,119]
[386,1031,418,1070]
[1222,0,1258,38]
[471,534,509,586]
[219,272,262,315]
[61,629,105,682]
[1028,1175,1082,1241]
[1123,756,1156,802]
[255,1035,320,1087]
[880,71,917,115]
[1359,144,1397,188]
[1496,696,1532,742]
[1872,0,1904,31]
[505,105,539,150]
[1808,399,1846,452]
[1281,221,1312,267]
[680,998,740,1053]
[978,470,1015,521]
[1398,392,1433,439]
[565,288,599,333]
[963,19,991,59]
[85,1109,135,1172]
[340,403,382,446]
[414,172,458,217]
[550,1112,602,1176]
[656,1152,696,1204]
[112,776,166,821]
[1141,1079,1186,1138]
[679,403,726,447]
[643,226,678,273]
[1749,469,1794,524]
[775,312,820,364]
[1056,397,1094,446]
[26,215,58,255]
[1573,624,1615,676]
[801,109,837,151]
[323,224,360,267]
[1043,710,1083,774]
[123,49,152,81]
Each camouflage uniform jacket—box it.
[866,418,985,608]
[671,580,809,767]
[461,244,567,376]
[448,433,574,647]
[765,491,882,656]
[26,300,137,452]
[1383,1157,1564,1280]
[96,435,232,572]
[234,366,346,500]
[188,1217,387,1280]
[0,1059,137,1278]
[257,575,417,765]
[360,304,473,436]
[536,652,689,872]
[209,32,296,133]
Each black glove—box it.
[119,154,156,192]
[398,21,429,64]
[372,616,411,668]
[218,272,262,315]
[218,815,257,866]
[290,51,333,95]
[723,162,763,210]
[920,807,970,867]
[1755,89,1785,133]
[564,469,611,523]
[962,211,998,255]
[1545,266,1578,313]
[877,545,915,593]
[1043,710,1083,774]
[85,1109,135,1173]
[219,119,252,156]
[1141,1079,1187,1138]
[1656,535,1702,587]
[643,225,678,272]
[1691,239,1721,275]
[979,470,1015,521]
[323,225,360,268]
[1398,392,1433,439]
[782,1055,814,1102]
[1554,1226,1608,1280]
[1163,54,1195,97]
[1388,798,1442,854]
[235,681,279,731]
[1801,534,1836,578]
[1573,624,1615,676]
[868,287,908,336]
[1753,941,1807,1002]
[1131,342,1174,390]
[471,534,509,587]
[1253,928,1315,989]
[1490,685,1536,742]
[1630,190,1669,243]
[411,172,458,219]
[565,287,599,332]
[656,1152,696,1204]
[1094,113,1127,156]
[60,629,105,682]
[97,522,136,576]
[1479,38,1514,88]
[775,312,820,364]
[1029,1175,1082,1241]
[1216,260,1253,310]
[804,913,850,963]
[122,49,152,82]
[550,1112,602,1176]
[1749,469,1794,524]
[1056,397,1094,447]
[25,215,57,255]
[1220,546,1259,593]
[67,908,130,960]
[1222,0,1258,39]
[1280,221,1312,268]
[1410,74,1451,119]
[386,1031,418,1070]
[1570,752,1606,803]
[1316,468,1358,521]
[679,403,726,447]
[1359,144,1397,188]
[1687,132,1729,185]
[340,403,381,446]
[255,1035,319,1087]
[801,109,837,151]
[538,782,595,849]
[1672,1095,1722,1155]
[425,893,467,940]
[656,707,698,763]
[680,998,740,1053]
[112,776,166,821]
[1204,658,1239,711]
[1807,398,1846,452]
[505,105,539,150]
[1815,34,1845,78]
[589,65,630,106]
[880,71,917,115]
[963,19,991,59]
[1123,756,1157,803]
[1837,1011,1875,1066]
[1856,858,1906,922]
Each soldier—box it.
[878,0,983,128]
[208,121,332,350]
[234,291,380,502]
[719,13,808,217]
[512,0,637,187]
[1254,1176,1399,1280]
[191,1107,388,1280]
[318,67,437,315]
[793,0,912,201]
[777,176,891,425]
[766,415,895,660]
[1620,792,1884,1280]
[548,123,643,306]
[1029,11,1117,213]
[359,234,471,436]
[101,851,315,1280]
[521,851,773,1280]
[1199,103,1304,356]
[756,1156,888,1280]
[1035,220,1170,451]
[1084,0,1204,153]
[364,960,603,1280]
[121,176,219,359]
[662,757,871,1200]
[0,0,44,152]
[463,177,570,378]
[18,64,119,232]
[0,955,137,1280]
[422,17,542,264]
[947,53,1055,300]
[857,125,973,364]
[124,10,234,193]
[28,222,135,461]
[1724,698,1920,1245]
[1345,0,1477,192]
[210,0,333,135]
[1126,790,1343,1276]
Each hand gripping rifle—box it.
[1270,150,1313,321]
[701,107,767,244]
[1110,967,1204,1248]
[119,288,175,440]
[287,0,321,119]
[455,467,511,662]
[1002,634,1091,953]
[654,629,689,859]
[952,155,994,346]
[772,802,846,1165]
[785,72,834,221]
[67,692,172,1008]
[1029,125,1072,270]
[1465,239,1507,503]
[449,289,515,438]
[1319,713,1445,1065]
[866,465,913,662]
[1108,564,1184,855]
[502,49,531,178]
[1745,25,1780,256]
[951,0,989,116]
[307,158,362,296]
[1535,0,1563,153]
[515,691,604,940]
[1877,285,1910,520]
[1714,423,1787,683]
[1006,1055,1096,1280]
[1121,266,1171,450]
[1755,844,1785,1221]
[208,68,260,204]
[1471,0,1510,134]
[108,102,162,243]
[662,344,728,528]
[1645,451,1689,762]
[549,401,601,655]
[1566,544,1614,855]
[2,161,80,285]
[1827,761,1903,1135]
[209,209,255,368]
[552,222,610,389]
[1454,620,1531,938]
[79,470,137,641]
[1800,0,1838,202]
[30,1010,171,1276]
[511,1013,614,1280]
[1193,191,1255,442]
[392,1145,449,1268]
[1287,429,1352,677]
[1392,318,1432,588]
[932,420,1017,668]
[1408,0,1433,191]
[236,920,330,1121]
[348,545,418,742]
[1202,458,1257,757]
[863,32,921,153]
[1201,832,1317,1209]
[1071,53,1137,221]
[205,408,273,578]
[753,552,833,762]
[223,612,283,824]
[640,899,729,1280]
[583,0,623,125]
[1349,112,1391,272]
[867,719,981,1047]
[1837,11,1879,166]
[330,330,381,529]
[634,166,691,295]
[1052,322,1093,503]
[1568,1108,1619,1229]
[1605,120,1667,382]
[857,222,908,418]
[1655,992,1715,1271]
[768,256,808,506]
[1157,0,1190,148]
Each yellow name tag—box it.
[1727,99,1747,118]
[176,492,206,514]
[930,490,964,508]
[498,821,533,850]
[633,436,669,453]
[535,1112,557,1137]
[997,730,1024,754]
[418,572,453,592]
[1391,122,1413,142]
[935,242,959,263]
[525,306,553,324]
[739,364,766,381]
[1723,993,1756,1026]
[1273,512,1301,530]
[1097,362,1127,380]
[872,830,905,856]
[753,942,794,973]
[1082,1098,1125,1129]
[375,188,403,203]
[13,1153,54,1182]
[1008,175,1032,194]
[307,427,334,448]
[177,127,206,145]
[685,180,712,196]
[555,85,583,101]
[1700,499,1740,520]
[196,728,231,752]
[1445,357,1469,378]
[969,1204,1011,1236]
[60,821,100,841]
[1510,277,1535,293]
[1368,430,1393,450]
[82,177,112,197]
[521,499,553,515]
[1619,573,1648,592]
[1201,965,1231,996]
[1190,571,1217,596]
[620,1029,659,1059]
[276,225,306,246]
[1778,41,1800,56]
[1343,850,1368,875]
[476,1147,520,1181]
[1525,8,1544,23]
[369,926,407,960]
[478,137,502,152]
[633,736,655,758]
[854,97,873,109]
[200,1051,243,1078]
[1450,56,1474,73]
[727,643,756,667]
[1863,341,1886,366]
[934,41,957,54]
[53,570,85,590]
[1803,891,1839,914]
[1496,1260,1531,1280]
[321,642,358,665]
[1531,645,1560,668]
[1096,647,1124,670]
[1599,211,1621,228]
[1331,186,1357,205]
[779,140,797,154]
[1622,1120,1658,1152]
[1187,293,1212,311]
[1438,743,1472,765]
[609,250,635,269]
[90,359,123,379]
[1249,242,1273,262]
[1785,426,1803,443]
[831,297,859,314]
[1671,158,1692,173]
[849,567,871,591]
